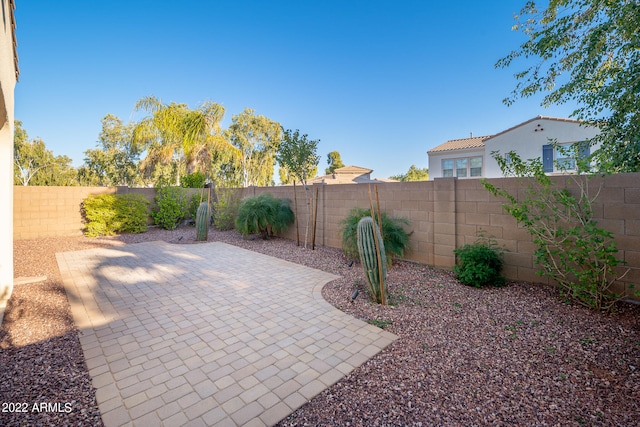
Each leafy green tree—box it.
[497,0,640,172]
[225,108,282,187]
[36,154,78,186]
[325,150,345,174]
[276,129,320,248]
[278,163,318,185]
[82,114,139,186]
[389,164,429,181]
[14,120,78,186]
[133,95,228,186]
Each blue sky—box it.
[14,0,576,181]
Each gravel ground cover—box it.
[1,225,639,426]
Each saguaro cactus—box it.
[196,201,210,241]
[357,216,387,304]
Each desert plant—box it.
[341,207,410,263]
[212,188,240,231]
[482,149,629,312]
[235,193,294,239]
[151,187,189,230]
[453,233,505,288]
[357,216,388,304]
[82,193,149,237]
[195,201,210,241]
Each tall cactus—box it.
[195,201,210,241]
[357,216,387,304]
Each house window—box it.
[456,159,467,177]
[543,142,590,172]
[442,159,454,177]
[442,156,482,178]
[555,144,575,170]
[470,157,483,176]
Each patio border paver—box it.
[57,241,397,426]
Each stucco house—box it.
[307,165,396,185]
[427,116,601,180]
[0,0,18,322]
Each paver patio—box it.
[56,241,397,426]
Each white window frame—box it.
[442,156,483,178]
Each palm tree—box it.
[133,95,232,186]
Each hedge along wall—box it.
[241,172,640,297]
[13,186,207,239]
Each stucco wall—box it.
[484,118,601,177]
[428,118,601,180]
[427,147,485,180]
[1,0,18,322]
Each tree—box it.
[325,150,345,174]
[276,129,320,248]
[81,114,139,186]
[225,108,282,187]
[389,164,429,181]
[496,0,640,172]
[14,120,78,186]
[14,120,50,186]
[132,95,228,186]
[279,163,318,185]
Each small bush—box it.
[235,193,294,239]
[181,171,206,188]
[82,193,149,237]
[213,188,240,231]
[341,207,410,264]
[187,193,203,221]
[151,187,189,230]
[453,235,504,287]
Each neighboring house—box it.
[0,0,18,322]
[427,116,601,180]
[307,165,397,185]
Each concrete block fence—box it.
[13,172,640,296]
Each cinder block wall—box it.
[14,173,640,296]
[14,186,115,239]
[13,186,206,240]
[243,172,640,296]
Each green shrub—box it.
[181,171,206,188]
[235,193,294,239]
[82,193,149,237]
[187,193,203,221]
[151,187,189,230]
[340,207,410,264]
[213,188,240,231]
[453,234,504,287]
[482,149,629,312]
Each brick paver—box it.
[57,241,397,426]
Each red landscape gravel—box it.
[1,226,639,426]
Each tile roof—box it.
[333,165,373,174]
[10,0,19,80]
[427,135,492,153]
